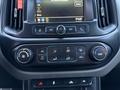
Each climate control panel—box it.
[14,43,111,66]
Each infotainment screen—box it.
[35,0,84,23]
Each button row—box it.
[33,25,89,35]
[32,78,93,89]
[36,46,87,63]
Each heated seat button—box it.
[48,47,60,62]
[64,46,77,61]
[48,46,77,63]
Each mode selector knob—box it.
[56,25,66,35]
[15,48,33,64]
[91,45,110,61]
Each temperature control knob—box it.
[56,25,66,35]
[91,45,110,61]
[15,48,33,64]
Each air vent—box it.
[6,0,23,30]
[98,0,115,28]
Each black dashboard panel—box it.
[0,0,120,81]
[0,66,22,89]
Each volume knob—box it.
[15,48,33,64]
[56,25,66,35]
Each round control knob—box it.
[91,45,109,61]
[15,48,33,64]
[56,25,66,35]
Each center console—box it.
[0,0,120,90]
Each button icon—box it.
[33,26,45,34]
[40,17,46,22]
[78,55,85,59]
[66,56,71,61]
[74,0,83,7]
[66,47,71,53]
[40,50,45,53]
[36,81,44,87]
[21,54,26,59]
[38,54,46,61]
[82,80,86,83]
[38,48,46,54]
[77,47,85,53]
[52,81,56,85]
[53,50,57,53]
[69,81,74,85]
[35,28,42,33]
[52,57,58,61]
[79,28,86,33]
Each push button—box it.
[65,56,72,61]
[65,46,72,53]
[64,46,77,61]
[80,79,93,86]
[48,47,58,54]
[77,25,89,34]
[91,45,109,61]
[38,54,46,62]
[77,53,86,60]
[56,25,66,35]
[45,26,56,34]
[37,48,47,63]
[48,47,60,62]
[76,46,86,60]
[50,56,59,61]
[77,46,86,54]
[33,26,45,34]
[66,26,76,34]
[37,48,46,54]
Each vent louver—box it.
[6,0,23,30]
[98,0,114,28]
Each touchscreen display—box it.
[35,0,84,23]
